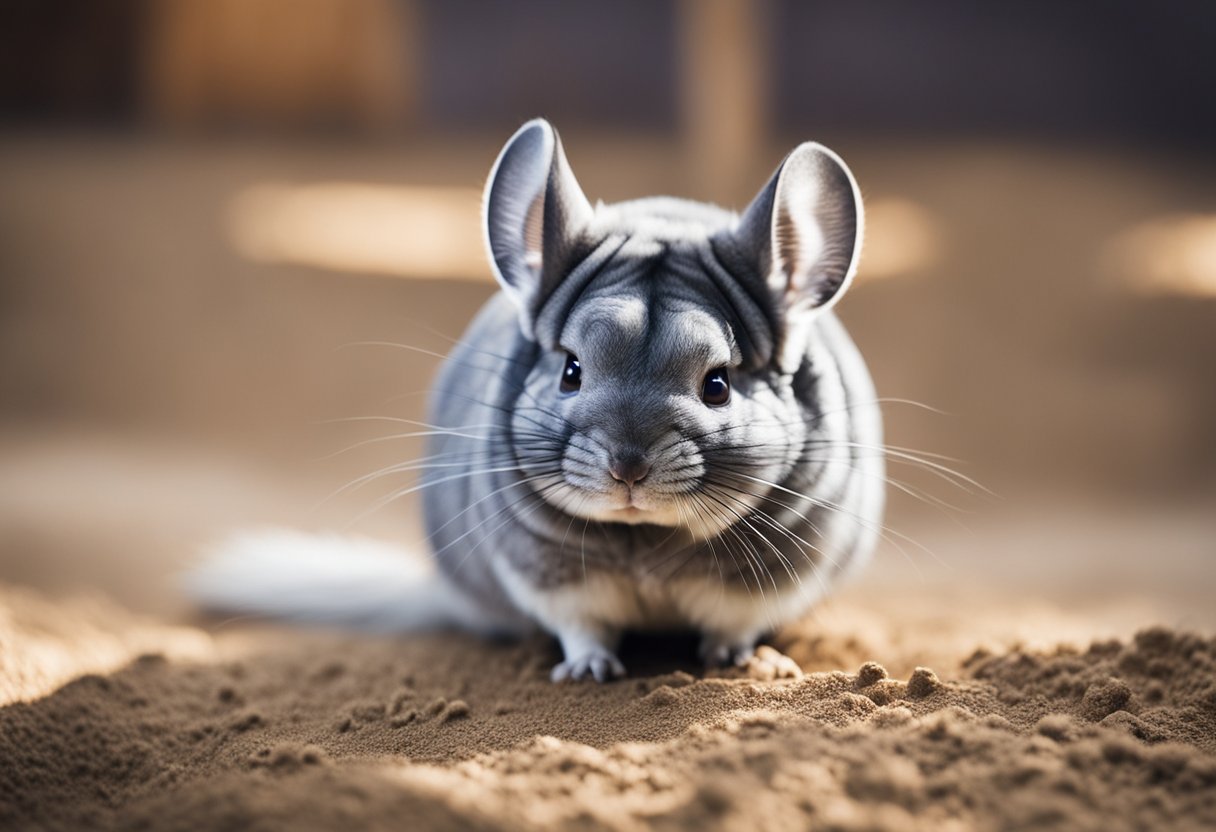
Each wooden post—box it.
[677,0,770,204]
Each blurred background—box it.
[0,0,1213,626]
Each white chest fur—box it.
[491,556,827,643]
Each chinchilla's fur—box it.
[188,119,884,682]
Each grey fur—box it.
[423,119,884,681]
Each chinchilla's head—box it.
[484,119,864,534]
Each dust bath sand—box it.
[0,584,1214,831]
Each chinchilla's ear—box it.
[482,119,593,339]
[730,143,864,320]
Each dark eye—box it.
[559,353,581,394]
[701,367,731,406]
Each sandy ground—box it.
[2,576,1215,831]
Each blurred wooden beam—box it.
[678,0,770,204]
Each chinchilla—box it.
[188,119,884,682]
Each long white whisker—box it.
[705,484,836,600]
[443,477,567,574]
[348,464,539,527]
[313,427,503,461]
[811,441,995,497]
[724,472,941,574]
[698,488,801,589]
[693,491,777,631]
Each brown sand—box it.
[2,582,1214,832]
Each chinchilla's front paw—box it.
[550,648,626,683]
[698,634,758,668]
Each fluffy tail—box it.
[184,528,483,633]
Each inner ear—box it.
[738,143,864,317]
[482,119,593,339]
[522,184,546,271]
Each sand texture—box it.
[1,583,1214,832]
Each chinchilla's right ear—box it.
[483,119,593,340]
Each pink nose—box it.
[609,455,651,487]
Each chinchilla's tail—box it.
[183,528,488,633]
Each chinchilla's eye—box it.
[701,367,731,406]
[559,353,582,394]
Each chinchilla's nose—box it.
[608,449,651,487]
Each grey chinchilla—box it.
[188,119,885,683]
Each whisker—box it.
[722,470,940,574]
[446,478,569,577]
[704,483,836,600]
[442,476,565,571]
[808,441,995,498]
[315,446,562,509]
[698,487,801,589]
[425,465,565,545]
[313,426,503,460]
[348,463,545,527]
[687,491,752,604]
[692,491,777,630]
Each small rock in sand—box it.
[857,662,888,687]
[1080,678,1134,721]
[906,667,942,698]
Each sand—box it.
[2,580,1214,832]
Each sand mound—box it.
[0,584,1214,831]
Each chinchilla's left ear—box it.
[727,143,864,320]
[482,118,594,340]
